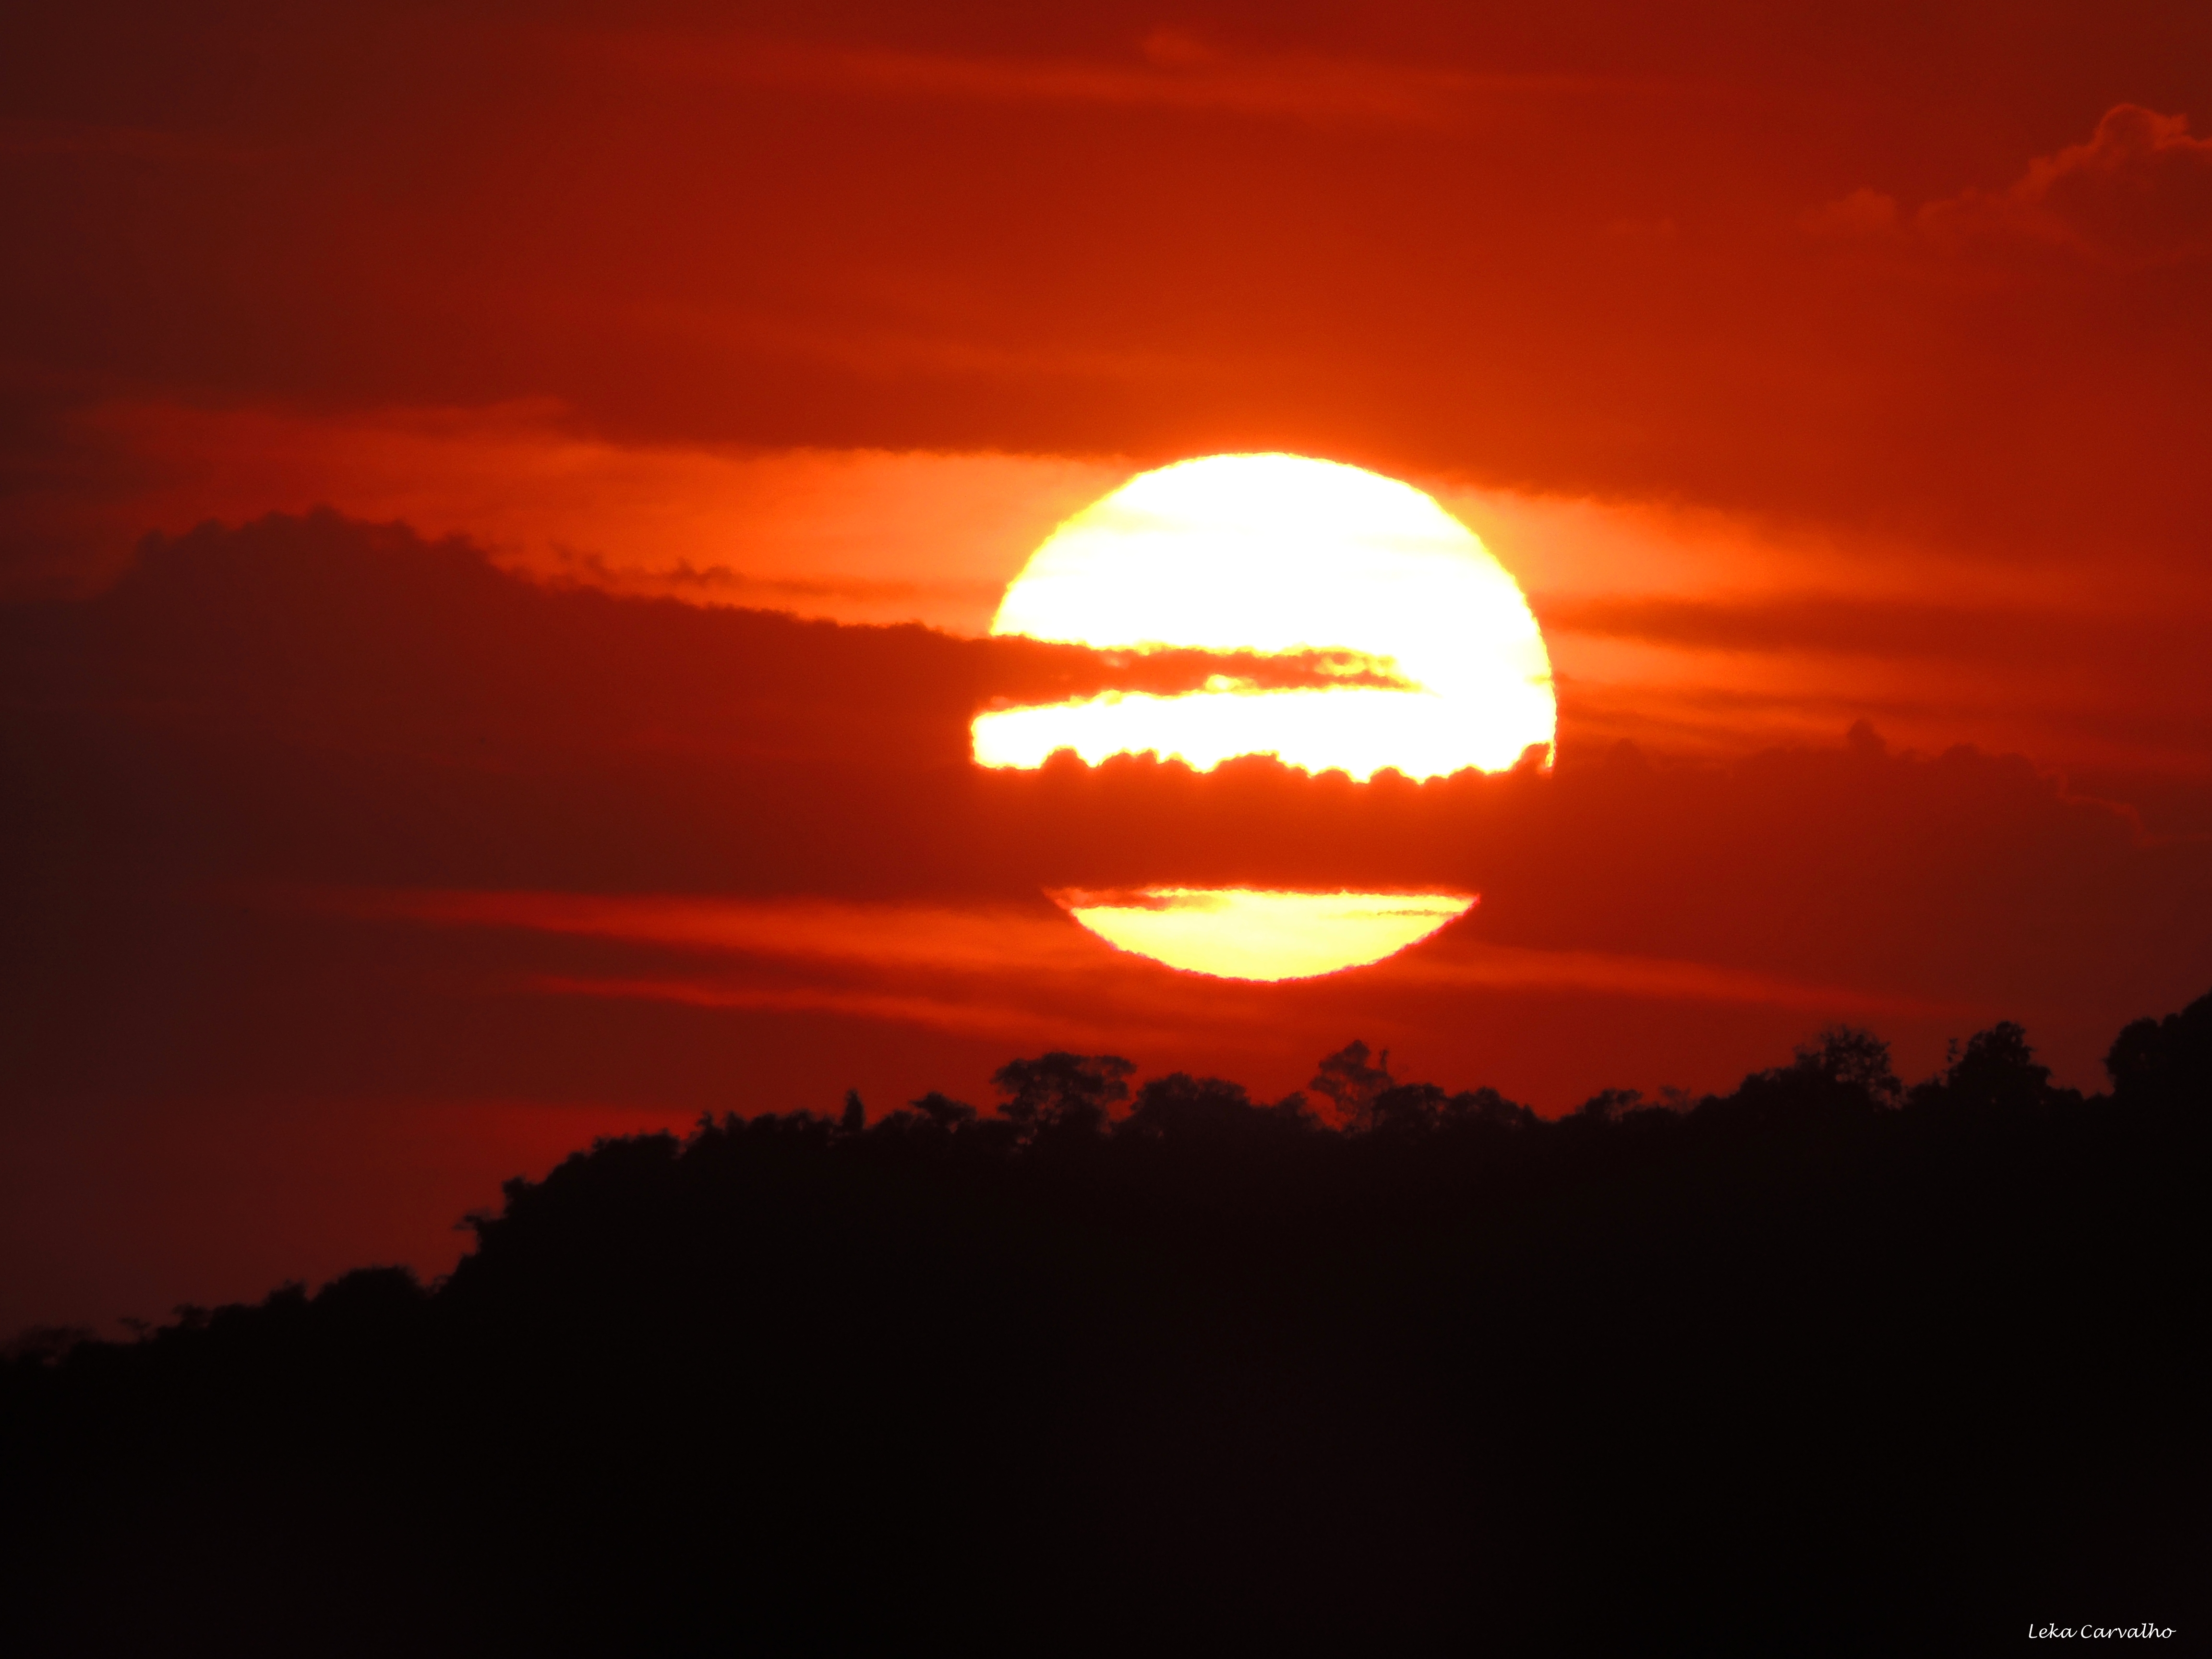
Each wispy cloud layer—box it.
[322,885,1967,1033]
[604,31,1639,128]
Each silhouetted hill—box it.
[6,999,2208,1654]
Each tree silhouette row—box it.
[5,993,2207,1653]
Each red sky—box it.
[5,1,2211,1333]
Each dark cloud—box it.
[7,512,2205,1065]
[1539,591,2206,667]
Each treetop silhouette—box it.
[6,990,2207,1653]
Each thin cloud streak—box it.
[314,889,1111,976]
[1387,940,1974,1020]
[325,887,1948,1022]
[521,974,1174,1051]
[1540,593,2184,665]
[603,34,1656,128]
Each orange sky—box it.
[5,1,2211,1332]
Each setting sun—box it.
[976,454,1542,978]
[972,453,1555,778]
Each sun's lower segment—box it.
[1055,888,1476,981]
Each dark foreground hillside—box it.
[7,999,2209,1655]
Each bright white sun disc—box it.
[981,454,1533,980]
[971,453,1554,781]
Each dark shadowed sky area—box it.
[4,0,2211,1330]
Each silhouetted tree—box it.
[1575,1087,1643,1122]
[1118,1072,1253,1141]
[1441,1085,1538,1130]
[0,1324,94,1363]
[1793,1025,1904,1106]
[1310,1040,1394,1131]
[992,1051,1134,1138]
[2105,988,2212,1108]
[1709,1024,1906,1124]
[12,989,2212,1655]
[1911,1020,2072,1114]
[1368,1081,1448,1134]
[1118,1073,1317,1144]
[890,1090,980,1136]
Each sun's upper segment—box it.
[971,454,1554,780]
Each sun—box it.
[973,454,1553,778]
[1048,888,1482,983]
[972,453,1553,980]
